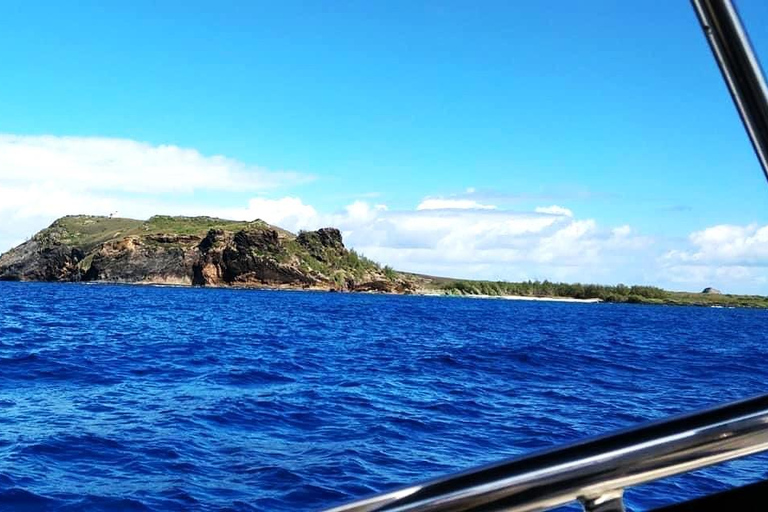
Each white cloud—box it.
[345,200,377,222]
[0,134,314,251]
[612,225,632,237]
[416,198,497,210]
[214,197,319,232]
[690,224,768,264]
[663,223,768,266]
[315,199,652,283]
[660,223,768,293]
[535,205,574,217]
[0,134,310,196]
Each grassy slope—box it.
[658,291,768,308]
[142,216,294,238]
[50,215,291,248]
[51,216,143,250]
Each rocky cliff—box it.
[0,215,413,292]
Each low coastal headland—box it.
[429,276,768,308]
[1,215,767,309]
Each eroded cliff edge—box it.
[0,215,413,292]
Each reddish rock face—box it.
[194,228,317,287]
[83,236,197,284]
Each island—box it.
[1,215,767,309]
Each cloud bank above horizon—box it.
[1,134,767,294]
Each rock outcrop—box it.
[702,287,722,295]
[193,228,316,287]
[0,215,413,293]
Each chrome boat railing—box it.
[692,0,768,180]
[325,393,768,512]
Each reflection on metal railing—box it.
[692,0,768,181]
[325,394,768,512]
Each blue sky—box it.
[1,1,767,293]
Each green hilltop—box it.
[1,215,406,291]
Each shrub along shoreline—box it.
[435,279,768,308]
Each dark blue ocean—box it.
[1,282,767,511]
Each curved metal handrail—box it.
[325,394,768,512]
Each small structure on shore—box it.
[702,287,722,295]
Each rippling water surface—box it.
[1,282,767,511]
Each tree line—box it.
[441,279,668,302]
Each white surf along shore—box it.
[417,291,602,303]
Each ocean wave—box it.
[0,281,766,510]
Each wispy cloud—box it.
[535,205,573,217]
[429,186,616,206]
[0,134,314,251]
[212,195,653,284]
[0,134,312,196]
[416,198,497,211]
[1,133,765,294]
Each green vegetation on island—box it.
[431,278,768,308]
[0,214,409,292]
[2,214,767,308]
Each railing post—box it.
[580,490,626,512]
